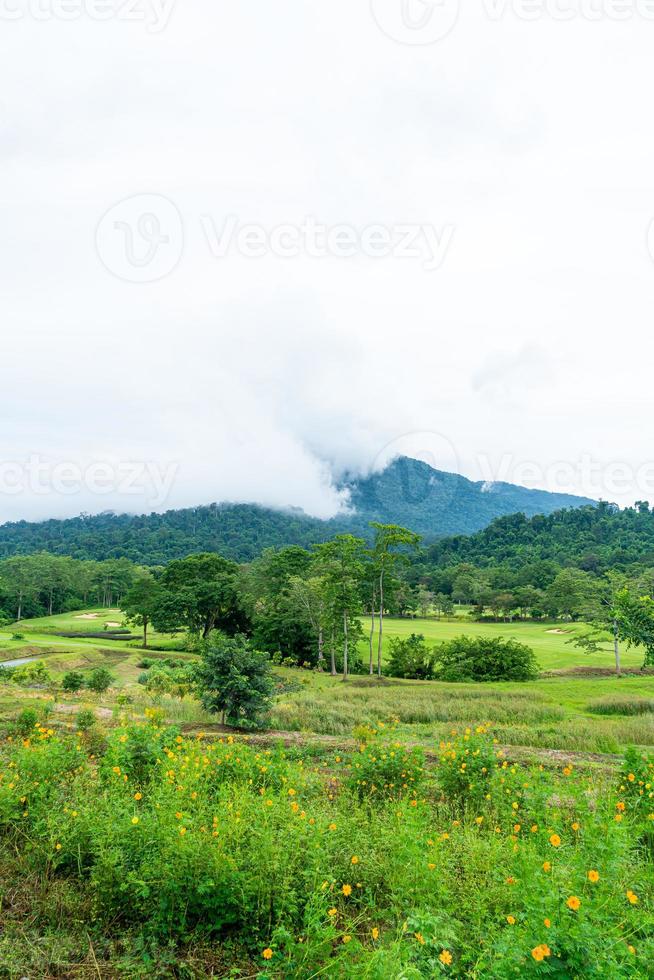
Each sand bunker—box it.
[75,613,99,620]
[546,628,570,634]
[105,621,121,628]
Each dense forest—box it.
[0,458,593,565]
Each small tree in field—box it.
[62,670,85,693]
[87,667,114,695]
[196,634,274,728]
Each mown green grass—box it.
[375,617,643,671]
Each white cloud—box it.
[1,1,654,522]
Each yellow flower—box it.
[131,816,139,825]
[566,896,581,911]
[351,856,359,865]
[544,918,551,928]
[342,935,352,944]
[415,932,425,945]
[134,792,142,800]
[439,950,453,965]
[531,824,538,833]
[506,915,516,925]
[532,944,551,961]
[342,884,352,896]
[513,824,521,833]
[572,822,580,832]
[262,948,273,960]
[627,890,639,905]
[628,945,636,955]
[563,766,572,776]
[549,834,561,848]
[588,870,599,883]
[179,827,187,836]
[329,822,337,831]
[372,927,379,940]
[55,843,62,851]
[328,908,337,917]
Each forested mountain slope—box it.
[0,457,595,564]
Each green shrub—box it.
[387,633,436,680]
[620,746,654,815]
[437,726,498,803]
[62,671,85,693]
[86,667,114,694]
[346,741,424,801]
[76,709,96,732]
[11,707,39,738]
[10,661,52,687]
[433,636,539,682]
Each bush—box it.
[10,661,52,687]
[620,746,654,815]
[346,741,424,801]
[196,634,274,728]
[437,726,498,802]
[11,707,39,738]
[433,636,539,682]
[387,633,436,680]
[86,667,114,694]
[62,671,85,693]
[76,709,96,732]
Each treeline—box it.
[120,525,421,678]
[0,554,144,623]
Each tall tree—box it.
[313,534,366,679]
[370,523,421,677]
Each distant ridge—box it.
[0,456,596,563]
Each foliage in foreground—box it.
[0,722,652,977]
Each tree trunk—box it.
[343,610,349,680]
[369,593,376,675]
[143,616,148,649]
[330,629,336,676]
[377,571,384,677]
[613,618,621,677]
[16,590,23,622]
[317,626,324,670]
[48,588,54,617]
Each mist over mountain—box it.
[0,457,596,564]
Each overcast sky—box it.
[2,0,654,522]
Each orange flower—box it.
[542,861,552,872]
[506,915,516,925]
[566,896,581,911]
[549,834,561,847]
[588,870,600,883]
[439,950,453,965]
[544,918,551,928]
[531,944,552,961]
[627,890,639,905]
[351,856,359,865]
[262,948,273,960]
[134,792,142,800]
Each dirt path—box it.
[179,723,621,771]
